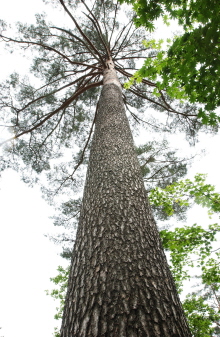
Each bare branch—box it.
[1,80,103,146]
[111,19,133,54]
[33,73,77,93]
[101,1,110,45]
[0,34,102,70]
[145,165,179,182]
[59,0,106,67]
[81,0,111,59]
[159,90,197,117]
[55,103,99,193]
[15,71,102,115]
[109,0,119,46]
[40,108,66,148]
[128,87,197,119]
[128,110,163,130]
[50,26,102,63]
[128,87,171,111]
[114,21,134,59]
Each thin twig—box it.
[55,103,99,193]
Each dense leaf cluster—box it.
[149,173,220,216]
[149,174,220,335]
[121,0,220,125]
[160,223,220,290]
[183,294,220,337]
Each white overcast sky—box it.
[0,1,220,337]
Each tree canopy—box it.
[120,0,220,124]
[1,0,213,204]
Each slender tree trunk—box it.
[60,61,192,336]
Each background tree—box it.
[120,0,220,124]
[151,175,220,336]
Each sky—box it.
[0,170,65,336]
[0,2,69,336]
[0,1,220,337]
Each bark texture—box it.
[60,82,192,336]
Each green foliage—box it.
[119,0,220,34]
[183,294,219,337]
[159,223,220,291]
[46,265,70,337]
[201,255,220,288]
[121,0,220,125]
[164,25,220,112]
[149,173,220,217]
[46,265,69,320]
[149,173,220,332]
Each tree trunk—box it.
[60,63,192,336]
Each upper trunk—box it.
[60,63,192,336]
[103,58,122,88]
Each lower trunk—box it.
[60,79,191,336]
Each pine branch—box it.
[111,19,133,54]
[0,80,102,146]
[81,0,111,59]
[13,71,101,116]
[0,34,101,70]
[40,108,67,148]
[113,21,134,59]
[54,103,99,194]
[109,0,119,46]
[59,0,106,68]
[50,26,102,64]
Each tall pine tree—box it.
[1,0,215,335]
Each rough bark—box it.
[60,65,192,336]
